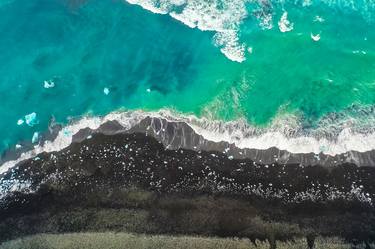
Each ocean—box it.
[0,0,375,169]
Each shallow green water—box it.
[0,0,374,153]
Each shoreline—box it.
[2,131,374,204]
[2,110,375,175]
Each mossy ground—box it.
[0,232,361,249]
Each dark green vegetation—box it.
[1,133,375,248]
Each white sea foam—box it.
[258,12,274,30]
[17,119,24,126]
[43,80,55,89]
[311,32,321,41]
[213,31,246,62]
[125,0,248,62]
[314,15,325,22]
[124,0,374,62]
[3,108,375,174]
[25,112,38,127]
[103,87,110,95]
[278,11,293,32]
[0,113,145,175]
[31,132,39,144]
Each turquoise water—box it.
[0,0,374,153]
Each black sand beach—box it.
[1,129,375,248]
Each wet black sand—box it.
[3,116,375,170]
[0,132,375,247]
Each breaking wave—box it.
[2,107,375,174]
[124,0,375,62]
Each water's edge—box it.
[2,111,375,176]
